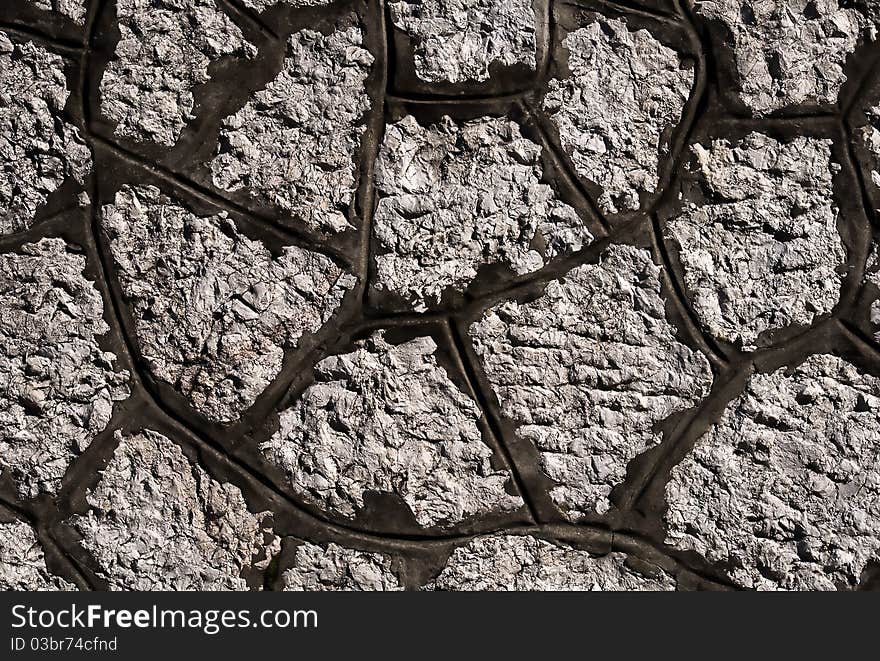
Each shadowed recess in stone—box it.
[667,133,845,350]
[543,17,693,214]
[242,0,332,11]
[426,534,676,590]
[281,542,402,591]
[261,331,523,527]
[0,32,91,236]
[470,245,713,519]
[100,184,356,423]
[666,354,880,591]
[389,0,536,84]
[695,0,870,115]
[0,520,76,590]
[73,429,280,590]
[100,0,256,147]
[28,0,87,23]
[211,26,374,234]
[0,238,130,499]
[372,114,591,311]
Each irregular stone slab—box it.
[666,355,880,590]
[261,332,523,527]
[0,520,76,590]
[470,245,713,518]
[389,0,536,83]
[28,0,86,22]
[543,18,693,214]
[0,32,91,235]
[101,184,355,423]
[74,429,280,590]
[100,0,256,147]
[373,114,591,311]
[695,0,864,115]
[212,26,374,234]
[667,133,845,350]
[0,239,129,499]
[427,534,676,590]
[281,542,402,591]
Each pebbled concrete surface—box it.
[1,0,879,591]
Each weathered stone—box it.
[100,0,256,147]
[281,542,402,591]
[0,238,129,499]
[372,114,591,311]
[543,18,693,214]
[695,0,866,115]
[389,0,536,84]
[667,133,845,350]
[859,104,880,195]
[0,32,91,235]
[75,429,280,590]
[0,520,76,590]
[28,0,86,22]
[101,184,355,423]
[261,332,523,527]
[212,26,373,233]
[242,0,331,11]
[427,534,676,590]
[666,354,880,590]
[470,245,713,518]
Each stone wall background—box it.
[1,0,880,591]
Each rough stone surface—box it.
[860,104,880,195]
[695,0,865,115]
[280,542,402,591]
[28,0,87,22]
[101,184,355,423]
[261,332,523,527]
[0,32,91,235]
[667,133,845,350]
[428,534,676,590]
[0,238,130,499]
[0,520,76,590]
[389,0,536,84]
[666,355,880,590]
[100,0,256,147]
[75,429,280,590]
[242,0,331,11]
[372,114,591,311]
[470,245,713,518]
[211,27,373,234]
[543,19,693,214]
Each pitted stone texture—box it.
[666,355,880,591]
[695,0,864,116]
[100,0,256,147]
[211,27,374,234]
[0,33,91,235]
[0,520,76,590]
[0,239,129,499]
[75,429,280,591]
[261,332,523,527]
[470,245,713,519]
[860,104,880,194]
[281,542,402,591]
[389,0,536,84]
[667,133,844,350]
[373,114,591,311]
[427,535,676,590]
[28,0,87,22]
[101,185,355,423]
[543,19,693,214]
[242,0,331,11]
